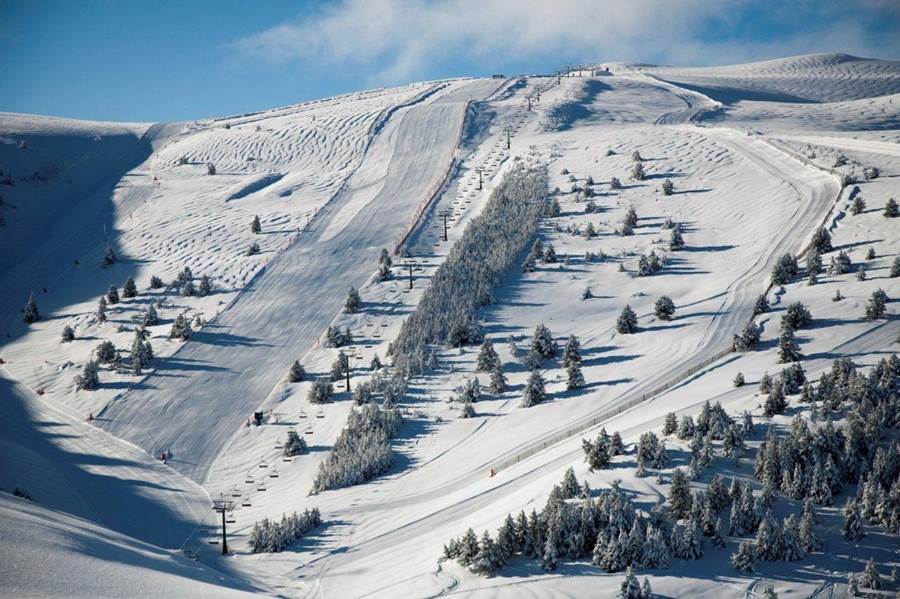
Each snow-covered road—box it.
[99,79,502,484]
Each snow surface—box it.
[1,53,898,598]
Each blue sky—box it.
[2,0,898,122]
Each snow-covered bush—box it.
[248,508,321,553]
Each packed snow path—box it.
[99,79,501,483]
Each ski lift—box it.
[208,537,220,545]
[316,408,325,419]
[298,408,307,419]
[245,471,254,484]
[241,494,251,507]
[282,455,293,463]
[258,457,268,468]
[257,480,267,492]
[274,437,283,449]
[304,424,313,435]
[230,486,241,498]
[226,510,236,524]
[270,465,279,479]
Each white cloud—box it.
[233,0,898,85]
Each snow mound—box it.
[0,493,260,599]
[628,53,900,103]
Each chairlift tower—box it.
[212,495,236,555]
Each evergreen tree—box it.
[850,195,866,215]
[542,512,562,571]
[130,330,149,374]
[103,246,117,266]
[96,297,107,323]
[864,289,888,320]
[860,557,882,590]
[561,334,582,368]
[641,526,671,568]
[842,498,865,540]
[676,415,695,439]
[520,370,547,408]
[618,566,642,599]
[495,514,517,565]
[640,577,652,599]
[583,434,611,471]
[107,285,119,304]
[778,325,801,363]
[457,528,479,567]
[182,278,197,296]
[781,514,804,561]
[470,531,499,575]
[344,287,361,314]
[489,362,507,394]
[198,274,213,296]
[884,197,898,218]
[566,361,585,390]
[282,429,307,457]
[761,586,778,599]
[477,338,500,371]
[169,314,193,341]
[662,412,677,436]
[288,360,305,383]
[61,325,75,342]
[811,227,832,254]
[733,372,745,387]
[669,227,685,251]
[669,468,692,520]
[251,215,261,234]
[799,505,821,552]
[654,296,675,321]
[149,275,164,289]
[617,305,638,334]
[75,360,100,391]
[530,324,558,359]
[122,277,138,298]
[753,294,770,315]
[730,541,756,573]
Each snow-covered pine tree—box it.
[778,325,801,364]
[288,360,305,383]
[566,361,585,390]
[561,334,581,368]
[884,197,898,218]
[489,362,507,394]
[890,256,900,278]
[662,412,678,436]
[864,288,888,320]
[344,287,361,314]
[542,511,562,571]
[60,324,75,342]
[283,430,307,456]
[96,296,107,323]
[771,254,799,285]
[616,305,638,334]
[469,530,499,575]
[618,566,642,599]
[753,293,770,315]
[654,296,675,320]
[520,369,546,408]
[75,360,100,391]
[841,498,865,540]
[731,540,756,573]
[811,227,832,254]
[169,314,193,341]
[251,215,261,234]
[669,468,692,520]
[676,415,695,439]
[122,277,138,298]
[107,285,119,304]
[477,338,500,371]
[781,514,804,561]
[761,586,778,599]
[670,227,686,251]
[850,195,866,215]
[531,324,558,359]
[859,557,882,590]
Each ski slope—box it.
[1,53,899,598]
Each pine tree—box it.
[107,285,119,304]
[778,325,801,363]
[470,530,499,575]
[182,277,196,296]
[799,504,821,552]
[520,369,546,408]
[842,498,865,540]
[20,291,39,324]
[864,289,888,320]
[61,325,75,342]
[884,197,899,218]
[530,324,557,359]
[489,362,507,394]
[669,468,692,520]
[96,296,107,323]
[669,227,685,251]
[764,382,788,417]
[733,372,745,387]
[143,304,159,326]
[75,360,100,391]
[811,227,832,254]
[198,275,213,296]
[102,246,118,266]
[477,338,500,371]
[130,330,148,374]
[761,586,778,599]
[283,430,307,457]
[850,195,866,215]
[457,528,479,567]
[781,514,804,561]
[640,577,652,599]
[654,296,675,321]
[288,360,305,383]
[617,305,638,334]
[662,412,677,436]
[169,314,193,341]
[542,512,562,571]
[566,361,585,390]
[149,275,164,289]
[731,540,756,573]
[561,334,581,368]
[618,566,642,599]
[641,526,671,568]
[251,215,261,233]
[753,294,770,315]
[344,287,361,313]
[860,557,882,590]
[122,277,138,299]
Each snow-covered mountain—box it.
[1,53,898,598]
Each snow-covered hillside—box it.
[1,53,898,599]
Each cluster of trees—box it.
[323,325,352,348]
[582,428,625,470]
[391,165,549,375]
[636,251,663,277]
[247,508,321,553]
[311,403,402,493]
[282,429,308,457]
